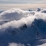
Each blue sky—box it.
[0,0,46,4]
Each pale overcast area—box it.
[0,0,46,4]
[0,0,46,10]
[0,4,46,10]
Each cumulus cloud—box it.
[8,42,25,46]
[0,8,35,31]
[0,8,46,31]
[0,15,35,30]
[8,42,31,46]
[0,8,46,46]
[0,8,30,21]
[37,43,46,46]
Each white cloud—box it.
[8,42,31,46]
[37,43,46,46]
[0,8,46,31]
[0,8,46,46]
[8,42,25,46]
[0,8,30,21]
[0,15,35,31]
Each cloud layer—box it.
[0,8,46,46]
[0,8,46,30]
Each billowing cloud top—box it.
[0,8,46,32]
[0,8,31,21]
[0,8,46,46]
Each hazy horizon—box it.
[0,0,46,10]
[0,4,46,10]
[0,0,46,4]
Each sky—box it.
[0,4,46,10]
[0,0,46,10]
[0,0,46,4]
